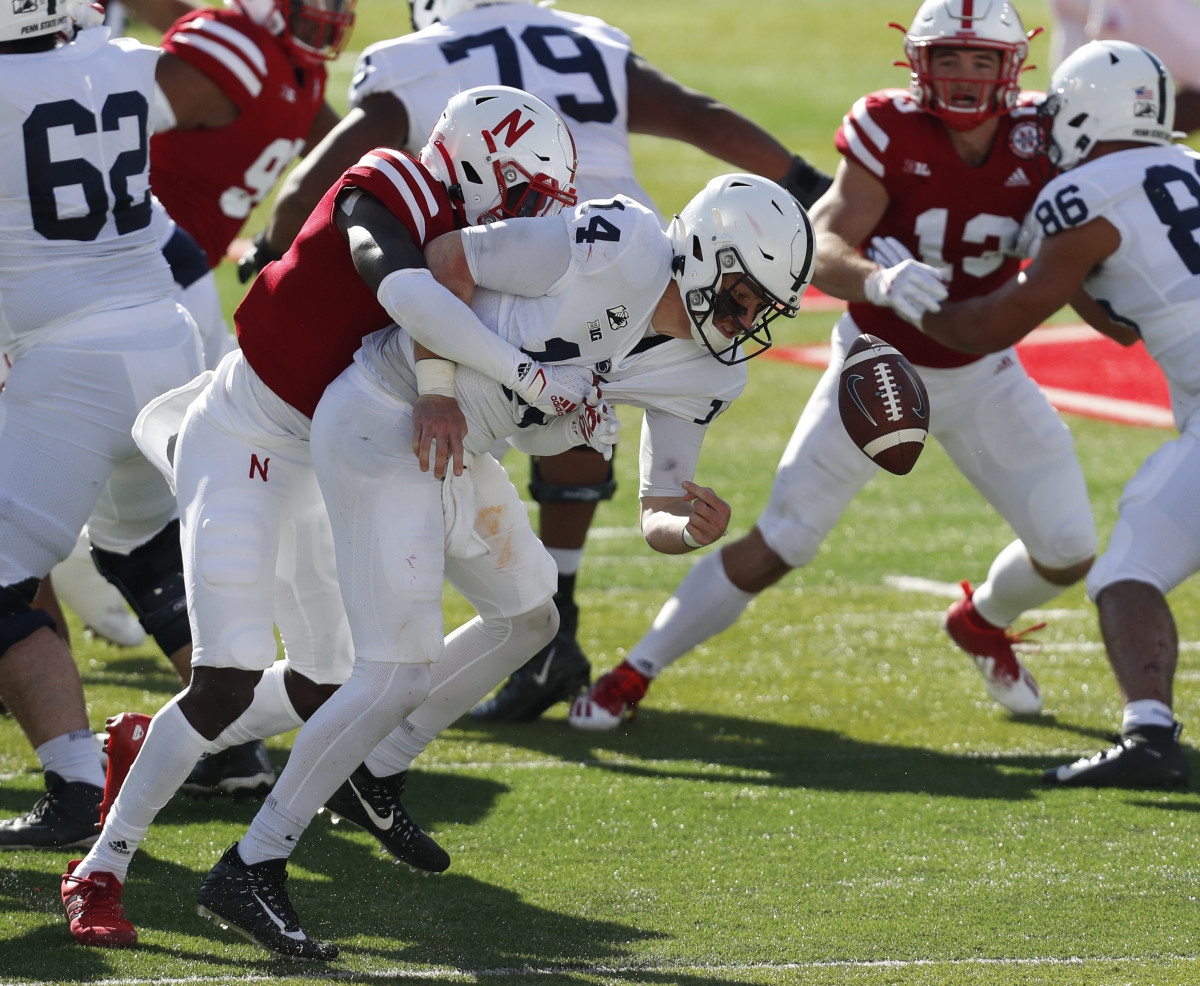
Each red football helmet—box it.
[228,0,356,68]
[894,0,1039,130]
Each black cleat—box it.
[324,765,449,873]
[182,740,276,798]
[0,771,101,851]
[470,596,590,721]
[197,843,338,961]
[1043,723,1190,789]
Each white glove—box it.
[566,398,621,460]
[863,243,948,327]
[511,360,600,416]
[867,235,914,268]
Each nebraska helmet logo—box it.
[485,110,535,151]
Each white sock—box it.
[970,540,1065,629]
[238,660,430,865]
[37,729,105,788]
[546,546,583,577]
[215,662,304,748]
[1122,699,1175,732]
[367,606,554,775]
[76,699,218,882]
[625,550,756,679]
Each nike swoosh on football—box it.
[531,647,558,687]
[251,891,306,940]
[349,780,393,830]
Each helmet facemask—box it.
[280,0,356,68]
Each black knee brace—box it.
[528,456,617,504]
[91,520,192,656]
[0,577,55,659]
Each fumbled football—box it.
[837,334,929,476]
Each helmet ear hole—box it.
[459,161,483,186]
[690,235,703,262]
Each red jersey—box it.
[150,8,327,268]
[236,148,457,418]
[835,88,1045,368]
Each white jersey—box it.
[357,194,744,497]
[349,4,657,216]
[0,28,175,356]
[1028,144,1200,429]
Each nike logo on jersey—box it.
[531,648,558,687]
[251,891,307,940]
[1004,167,1032,188]
[348,779,392,830]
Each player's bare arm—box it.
[300,101,343,157]
[640,481,731,555]
[424,231,475,307]
[1069,287,1141,347]
[625,55,792,179]
[155,51,238,129]
[922,216,1121,353]
[808,159,891,302]
[266,93,408,252]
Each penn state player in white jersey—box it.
[0,5,204,850]
[238,0,833,725]
[921,41,1198,788]
[195,174,814,959]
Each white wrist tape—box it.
[682,527,701,549]
[415,358,456,398]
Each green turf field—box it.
[6,1,1200,983]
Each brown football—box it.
[837,334,929,475]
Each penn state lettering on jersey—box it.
[151,8,327,267]
[836,88,1045,368]
[236,148,456,417]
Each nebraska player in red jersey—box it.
[152,0,353,268]
[568,0,1098,733]
[61,86,584,952]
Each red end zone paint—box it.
[769,324,1173,428]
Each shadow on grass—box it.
[443,707,1200,807]
[0,828,753,986]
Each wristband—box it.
[682,527,701,549]
[416,358,457,398]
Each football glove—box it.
[863,241,948,327]
[236,231,283,284]
[780,153,833,210]
[511,361,600,416]
[566,398,620,460]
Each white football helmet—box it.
[1041,41,1177,171]
[409,0,537,32]
[668,174,815,366]
[898,0,1035,130]
[226,0,356,68]
[0,0,72,43]
[420,85,577,227]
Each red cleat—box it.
[568,660,652,731]
[98,712,152,829]
[61,859,137,947]
[943,581,1044,715]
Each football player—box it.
[194,172,814,959]
[238,0,833,724]
[919,41,1197,788]
[568,0,1100,731]
[60,86,586,951]
[0,3,205,851]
